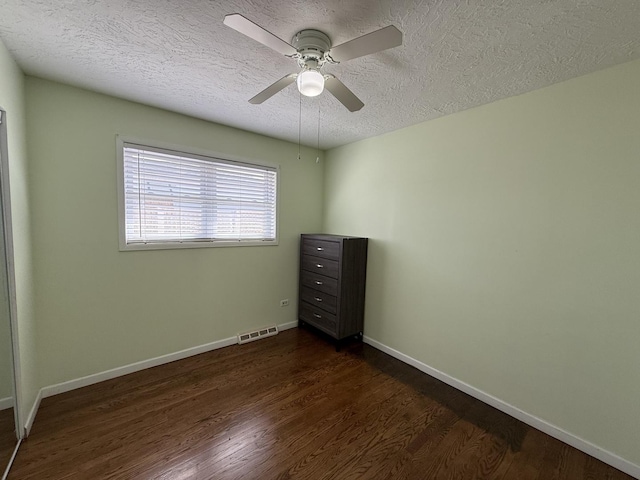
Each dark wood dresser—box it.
[298,234,368,347]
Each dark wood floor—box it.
[0,407,16,474]
[8,328,634,479]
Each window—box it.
[117,138,278,250]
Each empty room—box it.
[0,1,638,479]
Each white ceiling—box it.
[1,0,639,149]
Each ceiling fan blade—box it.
[223,14,297,56]
[249,74,297,104]
[324,75,364,112]
[328,25,402,63]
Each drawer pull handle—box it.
[316,247,324,251]
[314,297,322,302]
[313,313,322,319]
[316,264,323,268]
[315,281,323,285]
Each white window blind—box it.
[122,143,277,246]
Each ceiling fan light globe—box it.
[297,70,325,97]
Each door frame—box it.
[0,107,23,440]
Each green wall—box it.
[0,39,38,429]
[25,77,324,387]
[324,59,640,466]
[5,37,640,472]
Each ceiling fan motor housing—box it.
[292,29,332,65]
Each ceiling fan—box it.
[223,14,403,112]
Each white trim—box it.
[13,323,302,467]
[276,321,298,331]
[39,320,299,400]
[0,107,24,439]
[24,389,41,436]
[1,439,21,480]
[363,335,640,479]
[42,335,238,398]
[0,397,13,411]
[116,135,281,172]
[118,239,279,252]
[115,135,281,252]
[20,325,640,479]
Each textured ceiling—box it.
[0,0,639,149]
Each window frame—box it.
[116,135,280,251]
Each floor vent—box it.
[237,325,278,345]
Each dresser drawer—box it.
[302,238,340,260]
[301,254,339,279]
[300,302,337,335]
[300,286,337,314]
[300,270,338,296]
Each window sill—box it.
[119,239,279,252]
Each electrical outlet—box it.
[280,299,290,307]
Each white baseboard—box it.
[24,389,42,436]
[41,335,238,398]
[363,335,640,480]
[0,396,13,411]
[277,321,298,331]
[1,439,21,480]
[31,321,300,426]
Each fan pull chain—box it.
[316,102,320,163]
[298,92,302,160]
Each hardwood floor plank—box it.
[38,349,360,478]
[313,389,430,479]
[8,329,636,480]
[536,438,574,480]
[499,428,551,480]
[234,375,396,479]
[277,386,411,478]
[0,407,16,474]
[124,358,381,479]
